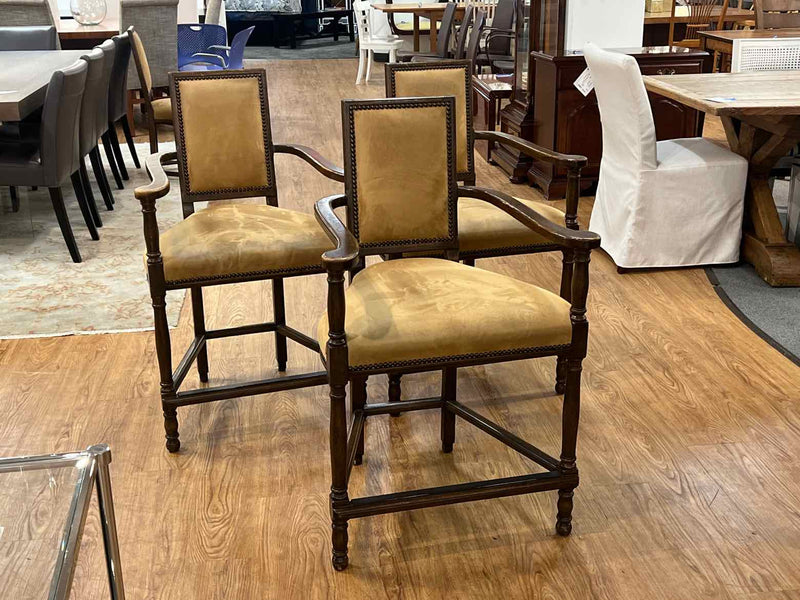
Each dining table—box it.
[0,50,85,121]
[372,2,465,53]
[643,71,800,287]
[642,6,754,46]
[699,28,800,71]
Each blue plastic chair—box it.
[177,24,227,71]
[181,26,255,71]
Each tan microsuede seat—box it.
[158,202,334,283]
[150,97,172,121]
[317,258,572,368]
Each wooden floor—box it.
[1,59,799,599]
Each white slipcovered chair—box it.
[353,0,402,84]
[583,43,748,269]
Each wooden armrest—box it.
[314,194,360,269]
[134,151,175,204]
[458,186,600,250]
[274,143,345,182]
[473,131,587,170]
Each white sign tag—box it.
[574,68,594,97]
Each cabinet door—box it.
[640,61,703,140]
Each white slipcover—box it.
[583,43,749,269]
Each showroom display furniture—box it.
[96,39,126,194]
[107,30,140,177]
[353,0,403,84]
[0,24,57,50]
[755,0,800,28]
[668,0,729,48]
[0,0,60,48]
[314,95,600,570]
[134,68,345,452]
[0,445,125,599]
[177,23,227,70]
[181,25,254,70]
[397,1,457,62]
[384,59,586,412]
[584,43,748,270]
[0,61,91,262]
[129,27,173,153]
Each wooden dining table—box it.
[0,50,85,121]
[372,3,465,53]
[643,71,800,287]
[699,28,800,66]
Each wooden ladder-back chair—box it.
[669,0,729,47]
[134,68,345,453]
[314,95,600,570]
[755,0,800,28]
[384,59,587,410]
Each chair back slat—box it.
[466,9,487,69]
[669,0,728,45]
[756,0,800,28]
[436,2,458,58]
[341,97,459,257]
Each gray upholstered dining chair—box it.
[0,0,60,48]
[95,39,126,191]
[0,61,92,262]
[0,25,57,50]
[396,2,458,62]
[107,30,140,176]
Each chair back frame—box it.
[384,59,475,184]
[669,0,728,46]
[169,68,278,213]
[108,31,133,122]
[466,8,487,69]
[454,3,474,59]
[755,0,800,28]
[341,96,459,257]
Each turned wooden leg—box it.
[555,355,567,395]
[556,357,583,536]
[556,488,575,536]
[351,375,367,465]
[190,287,209,383]
[152,287,179,452]
[388,373,402,417]
[272,278,288,372]
[441,367,456,453]
[330,379,350,570]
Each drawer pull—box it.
[656,68,677,76]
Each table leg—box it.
[413,14,420,52]
[723,115,800,286]
[429,14,437,54]
[93,445,126,600]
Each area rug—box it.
[0,142,186,339]
[706,179,800,365]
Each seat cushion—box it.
[458,196,566,253]
[655,137,748,171]
[159,203,333,284]
[151,97,173,122]
[316,258,572,368]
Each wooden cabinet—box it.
[523,47,708,199]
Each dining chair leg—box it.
[351,375,367,465]
[365,49,373,82]
[106,124,129,181]
[441,367,456,453]
[101,132,124,190]
[555,354,567,394]
[88,148,115,210]
[70,171,100,240]
[462,257,475,266]
[329,378,350,571]
[79,160,103,227]
[190,287,209,383]
[355,49,366,84]
[556,356,583,537]
[48,186,81,263]
[119,118,140,169]
[272,278,288,371]
[9,186,19,212]
[388,373,402,417]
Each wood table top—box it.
[372,2,464,13]
[0,50,85,121]
[644,7,753,24]
[699,27,800,43]
[56,17,119,40]
[643,71,800,117]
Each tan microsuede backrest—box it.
[172,72,273,196]
[130,30,152,93]
[347,99,456,247]
[390,66,470,176]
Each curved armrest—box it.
[473,131,587,170]
[188,52,227,67]
[274,143,345,182]
[314,194,360,269]
[458,186,600,250]
[134,151,175,204]
[207,44,231,52]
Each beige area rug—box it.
[0,142,187,339]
